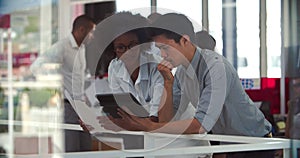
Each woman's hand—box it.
[98,108,154,132]
[97,115,124,132]
[79,119,94,132]
[117,108,154,131]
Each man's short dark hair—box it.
[149,13,196,43]
[72,14,95,31]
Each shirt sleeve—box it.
[30,43,64,75]
[194,60,227,132]
[172,73,182,114]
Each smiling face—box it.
[113,32,140,62]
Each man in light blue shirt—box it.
[109,13,273,158]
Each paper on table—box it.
[84,80,98,106]
[85,78,112,107]
[64,90,112,134]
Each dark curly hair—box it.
[95,12,152,77]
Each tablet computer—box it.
[95,93,149,118]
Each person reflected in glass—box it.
[30,14,96,152]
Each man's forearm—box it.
[158,81,174,122]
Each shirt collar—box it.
[114,52,150,84]
[114,60,132,83]
[69,34,82,48]
[184,47,201,79]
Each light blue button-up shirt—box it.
[173,47,272,136]
[108,52,164,117]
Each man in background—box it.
[30,14,96,152]
[195,30,216,51]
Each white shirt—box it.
[30,34,86,100]
[107,52,164,116]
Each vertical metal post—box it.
[202,0,209,31]
[40,0,52,54]
[7,27,14,158]
[283,147,290,158]
[0,30,3,53]
[222,0,237,68]
[58,0,71,40]
[260,0,267,77]
[280,0,289,116]
[144,133,155,158]
[151,0,157,13]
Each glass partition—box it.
[266,0,281,77]
[0,0,298,157]
[157,0,202,31]
[236,0,260,78]
[208,0,223,54]
[116,0,151,17]
[0,0,63,155]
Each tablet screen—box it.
[95,93,149,118]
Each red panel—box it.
[0,52,38,68]
[0,14,10,28]
[245,78,289,114]
[13,52,38,67]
